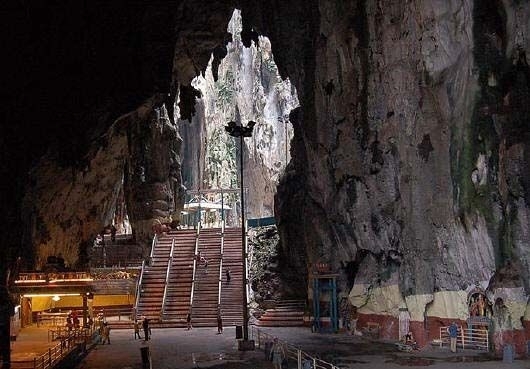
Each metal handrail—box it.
[189,226,200,311]
[243,219,249,310]
[217,221,225,307]
[251,326,340,369]
[149,234,157,260]
[169,237,175,259]
[161,238,175,318]
[134,234,156,317]
[10,329,94,369]
[134,259,146,315]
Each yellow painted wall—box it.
[29,294,134,312]
[93,294,133,306]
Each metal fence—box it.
[11,330,93,369]
[438,325,489,351]
[250,326,340,369]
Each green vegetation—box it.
[205,126,237,188]
[215,70,235,109]
[451,0,514,266]
[451,104,498,225]
[262,57,277,73]
[498,205,516,262]
[249,226,279,285]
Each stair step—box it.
[256,320,304,326]
[136,227,244,325]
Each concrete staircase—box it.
[190,228,222,327]
[134,227,244,328]
[135,232,177,321]
[256,300,306,327]
[161,230,197,324]
[219,227,244,327]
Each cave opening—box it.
[178,9,299,227]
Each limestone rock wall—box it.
[22,97,181,268]
[260,0,530,346]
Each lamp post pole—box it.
[225,120,255,344]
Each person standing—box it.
[87,316,94,330]
[101,322,111,344]
[66,315,73,332]
[110,225,117,243]
[134,319,142,340]
[186,313,192,330]
[225,268,231,284]
[217,312,223,334]
[142,317,150,341]
[271,337,285,369]
[350,305,358,334]
[72,312,80,329]
[94,234,103,248]
[448,322,458,353]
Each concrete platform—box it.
[10,325,530,369]
[10,326,59,362]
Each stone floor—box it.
[11,325,530,369]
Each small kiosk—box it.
[309,263,338,333]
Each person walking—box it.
[186,313,192,330]
[271,337,286,369]
[101,322,111,344]
[66,314,73,332]
[225,268,231,284]
[134,319,142,340]
[448,321,458,353]
[217,312,223,334]
[142,317,150,341]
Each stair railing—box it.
[243,220,250,313]
[189,226,200,312]
[247,222,254,290]
[250,326,340,369]
[134,233,157,318]
[161,238,175,319]
[217,221,225,308]
[133,259,146,319]
[149,233,157,265]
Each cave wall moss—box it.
[451,0,506,265]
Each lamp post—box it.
[225,120,255,345]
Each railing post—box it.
[134,259,146,315]
[297,349,301,369]
[49,348,52,367]
[33,357,36,369]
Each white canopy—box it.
[182,196,231,212]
